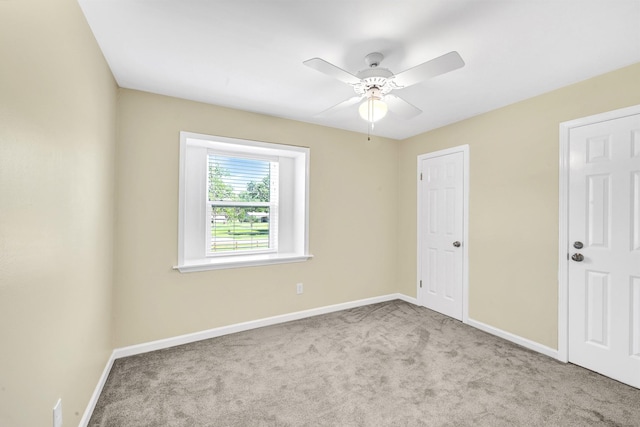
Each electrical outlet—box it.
[296,283,303,294]
[53,398,62,427]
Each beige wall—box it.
[113,89,398,347]
[0,0,117,426]
[397,62,640,349]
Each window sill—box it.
[174,253,313,273]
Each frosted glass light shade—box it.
[359,98,388,122]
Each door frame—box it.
[417,144,470,323]
[558,103,640,362]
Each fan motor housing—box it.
[353,68,395,96]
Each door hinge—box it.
[420,280,422,288]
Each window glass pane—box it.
[210,206,270,252]
[208,155,271,202]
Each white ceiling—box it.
[78,0,640,140]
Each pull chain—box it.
[367,96,374,141]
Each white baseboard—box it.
[83,295,563,426]
[466,317,559,360]
[80,293,413,424]
[395,293,419,305]
[79,350,116,427]
[113,293,414,359]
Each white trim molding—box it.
[79,351,116,427]
[395,293,419,306]
[82,294,416,425]
[467,317,559,360]
[113,294,417,359]
[80,293,567,424]
[558,103,640,363]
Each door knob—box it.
[571,253,584,262]
[453,241,461,247]
[573,241,583,249]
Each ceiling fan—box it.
[303,51,465,124]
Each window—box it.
[177,132,311,272]
[207,154,277,254]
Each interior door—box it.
[568,113,640,388]
[419,150,464,320]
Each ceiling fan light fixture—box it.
[358,89,388,123]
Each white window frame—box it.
[176,132,312,272]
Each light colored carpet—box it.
[89,300,640,426]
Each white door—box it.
[567,113,640,388]
[418,148,466,321]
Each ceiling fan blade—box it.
[385,94,422,119]
[392,51,465,88]
[316,96,363,116]
[303,58,361,86]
